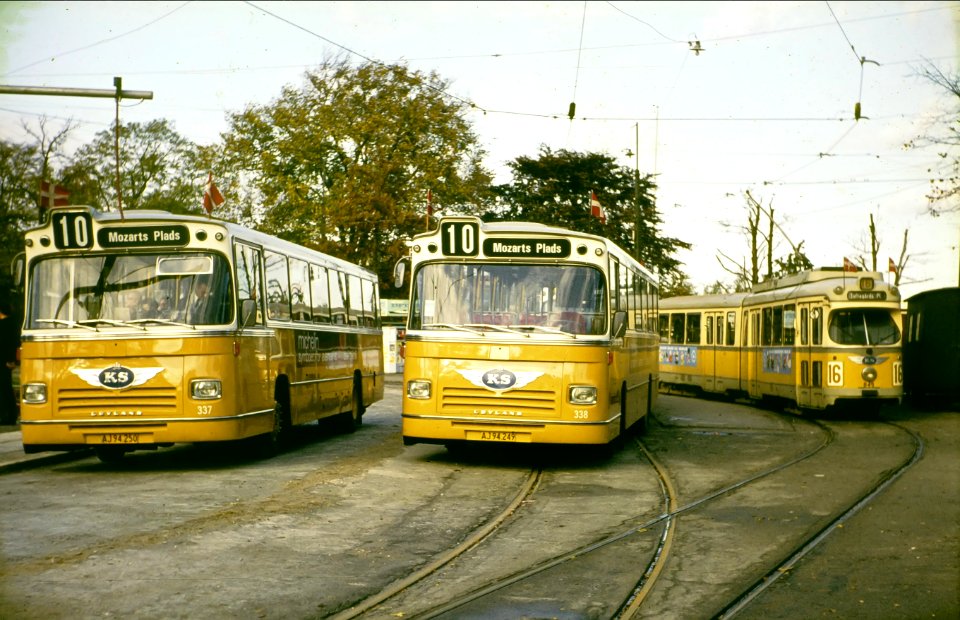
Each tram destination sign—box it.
[483,238,571,258]
[98,225,190,248]
[847,291,887,301]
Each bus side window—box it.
[347,273,362,326]
[234,242,264,326]
[361,278,378,327]
[329,270,347,325]
[289,257,312,322]
[706,315,714,345]
[310,264,331,324]
[265,251,291,321]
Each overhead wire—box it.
[6,1,193,76]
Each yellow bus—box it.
[396,216,659,448]
[659,268,903,411]
[16,205,384,462]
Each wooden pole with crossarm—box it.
[0,80,154,220]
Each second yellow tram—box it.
[659,268,903,411]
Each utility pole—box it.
[0,79,153,220]
[633,122,641,262]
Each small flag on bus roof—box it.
[203,172,225,215]
[843,257,857,272]
[888,257,897,273]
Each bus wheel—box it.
[255,401,289,457]
[336,382,363,434]
[95,446,126,464]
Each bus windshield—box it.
[27,252,235,329]
[409,263,607,335]
[828,308,901,345]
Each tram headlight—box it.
[861,367,878,383]
[407,379,432,399]
[191,379,222,400]
[569,385,597,405]
[22,383,47,404]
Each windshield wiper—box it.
[77,319,147,331]
[424,323,488,335]
[36,318,97,331]
[508,324,578,338]
[128,318,194,328]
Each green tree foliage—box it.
[60,119,203,215]
[0,139,38,286]
[486,146,690,280]
[658,270,697,298]
[220,57,492,289]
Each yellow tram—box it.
[659,268,902,411]
[397,216,659,447]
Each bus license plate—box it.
[93,433,142,445]
[470,430,523,442]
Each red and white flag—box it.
[888,257,897,273]
[590,191,606,224]
[843,257,857,272]
[203,172,225,215]
[39,180,69,209]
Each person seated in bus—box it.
[120,291,143,320]
[156,295,174,319]
[138,297,159,319]
[187,277,211,324]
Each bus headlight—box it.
[407,380,432,400]
[23,383,47,404]
[861,367,878,383]
[569,385,597,405]
[191,379,222,400]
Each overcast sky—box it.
[1,1,958,299]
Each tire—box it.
[254,399,290,458]
[336,381,363,434]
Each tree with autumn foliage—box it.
[219,56,493,289]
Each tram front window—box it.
[828,309,901,346]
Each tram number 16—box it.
[441,221,479,257]
[826,361,844,387]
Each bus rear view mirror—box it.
[240,298,258,328]
[393,259,407,288]
[612,310,627,339]
[11,253,24,290]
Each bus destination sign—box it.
[483,238,571,258]
[98,225,190,248]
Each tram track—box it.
[713,421,925,619]
[346,414,834,619]
[329,467,544,620]
[347,410,921,619]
